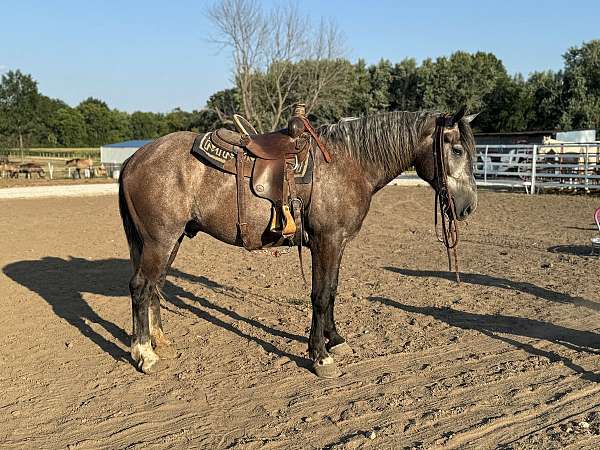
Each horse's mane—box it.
[318,110,475,177]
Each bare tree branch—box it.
[207,0,346,131]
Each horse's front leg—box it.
[309,234,348,378]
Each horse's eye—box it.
[452,145,464,157]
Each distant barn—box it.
[100,140,152,176]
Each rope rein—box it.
[432,115,461,283]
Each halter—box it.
[432,114,460,282]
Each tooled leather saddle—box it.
[191,103,332,250]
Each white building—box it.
[100,140,152,175]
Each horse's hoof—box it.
[328,342,353,356]
[154,344,178,360]
[141,358,169,374]
[313,356,341,378]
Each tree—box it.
[130,111,166,139]
[205,88,241,128]
[389,58,420,112]
[347,59,371,116]
[164,108,192,133]
[32,95,69,146]
[478,74,533,132]
[189,109,221,132]
[367,59,393,112]
[0,70,40,148]
[526,71,563,130]
[293,59,356,125]
[77,98,130,145]
[208,0,346,131]
[108,110,131,143]
[560,40,600,130]
[52,107,87,146]
[417,51,507,113]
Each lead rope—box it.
[433,116,461,283]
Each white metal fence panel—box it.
[474,143,600,194]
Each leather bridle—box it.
[432,115,460,282]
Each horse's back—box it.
[125,131,198,173]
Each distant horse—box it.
[18,163,45,179]
[93,164,108,177]
[119,108,478,377]
[0,162,19,178]
[66,158,94,178]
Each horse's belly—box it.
[191,173,275,249]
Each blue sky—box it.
[1,0,598,112]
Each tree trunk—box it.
[19,132,24,162]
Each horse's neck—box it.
[362,147,418,193]
[322,126,429,192]
[318,147,412,196]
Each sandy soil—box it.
[0,187,599,449]
[0,177,114,189]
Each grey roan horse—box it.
[118,108,478,377]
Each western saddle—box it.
[207,103,332,249]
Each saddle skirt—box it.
[191,131,313,196]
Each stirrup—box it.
[281,205,297,237]
[269,207,279,232]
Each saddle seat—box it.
[212,121,307,161]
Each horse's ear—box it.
[450,105,467,126]
[464,112,479,123]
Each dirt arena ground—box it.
[1,186,599,449]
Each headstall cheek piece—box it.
[433,114,461,283]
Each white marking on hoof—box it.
[313,356,341,378]
[131,342,162,374]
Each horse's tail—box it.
[118,158,143,267]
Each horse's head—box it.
[415,107,478,221]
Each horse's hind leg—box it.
[130,240,175,374]
[149,235,184,359]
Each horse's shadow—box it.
[386,267,600,312]
[3,257,309,369]
[3,257,132,362]
[369,296,600,382]
[547,244,595,257]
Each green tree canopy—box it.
[2,40,599,148]
[418,51,508,113]
[0,70,40,148]
[130,111,166,139]
[561,40,600,129]
[76,97,130,145]
[51,107,88,146]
